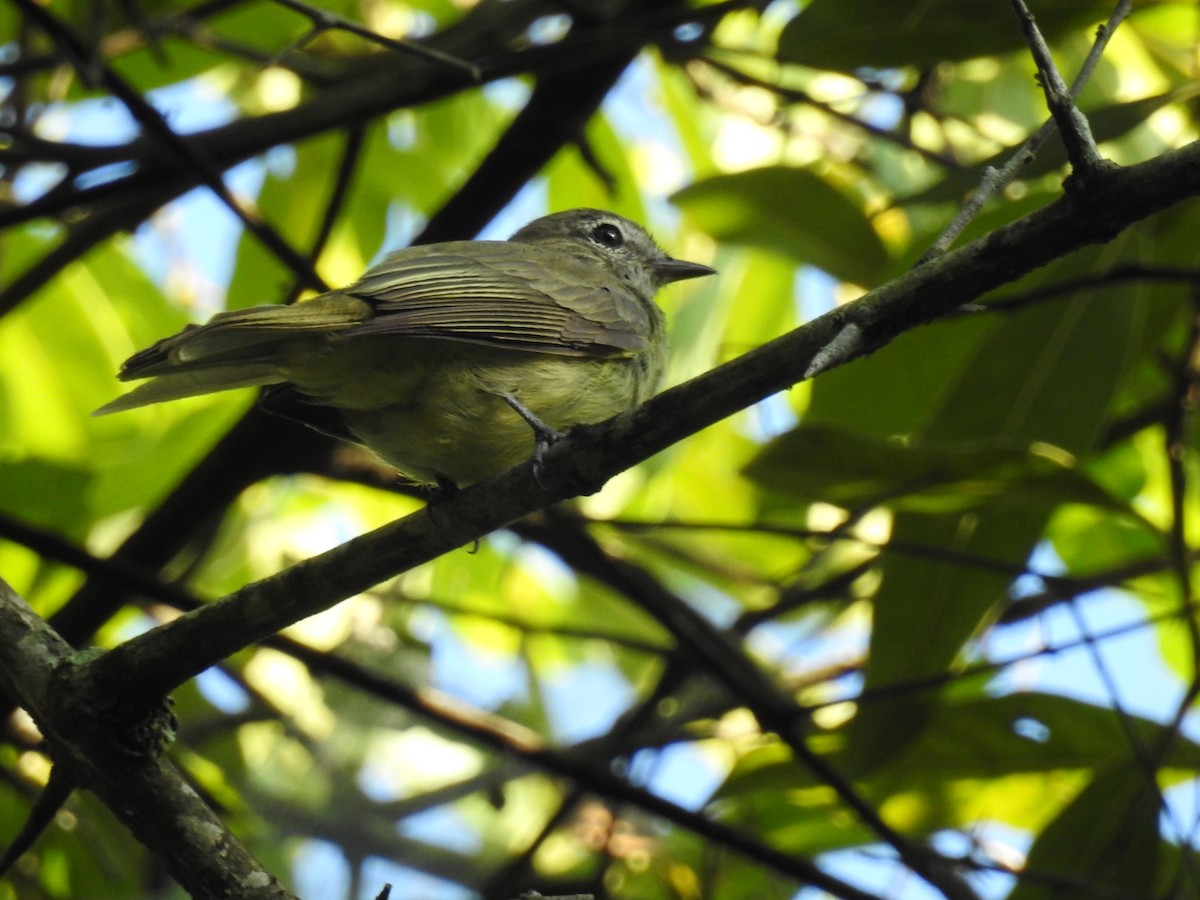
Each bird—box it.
[96,208,714,487]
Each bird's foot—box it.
[502,394,562,486]
[420,473,458,505]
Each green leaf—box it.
[840,255,1149,769]
[745,422,1137,514]
[388,87,515,219]
[868,692,1200,778]
[1047,504,1163,577]
[779,0,1141,72]
[718,693,1198,842]
[227,132,348,309]
[547,114,648,223]
[1007,762,1160,900]
[673,167,888,285]
[0,457,91,534]
[667,248,797,385]
[804,312,997,436]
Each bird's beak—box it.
[654,257,716,284]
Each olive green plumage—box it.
[97,209,714,486]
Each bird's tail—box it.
[94,298,363,416]
[93,363,284,415]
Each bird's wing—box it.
[344,242,655,357]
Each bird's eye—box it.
[591,223,624,248]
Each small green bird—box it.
[97,208,714,486]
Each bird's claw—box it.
[502,394,562,486]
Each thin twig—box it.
[267,0,480,78]
[279,125,367,306]
[805,321,864,377]
[700,54,960,168]
[919,0,1132,263]
[1163,295,1200,657]
[985,263,1200,312]
[807,593,1198,714]
[15,0,330,294]
[1060,597,1200,890]
[1145,293,1200,894]
[1007,0,1104,172]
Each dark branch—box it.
[0,577,295,899]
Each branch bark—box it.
[0,577,295,899]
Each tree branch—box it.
[14,0,330,294]
[919,0,1132,262]
[0,577,294,899]
[1007,0,1106,173]
[1,0,709,314]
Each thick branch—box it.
[0,578,293,899]
[14,0,330,293]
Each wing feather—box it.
[344,243,655,356]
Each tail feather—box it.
[120,302,355,379]
[98,295,367,415]
[94,364,282,415]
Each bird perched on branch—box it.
[97,208,714,487]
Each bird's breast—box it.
[286,337,662,485]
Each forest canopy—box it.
[1,1,1199,899]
